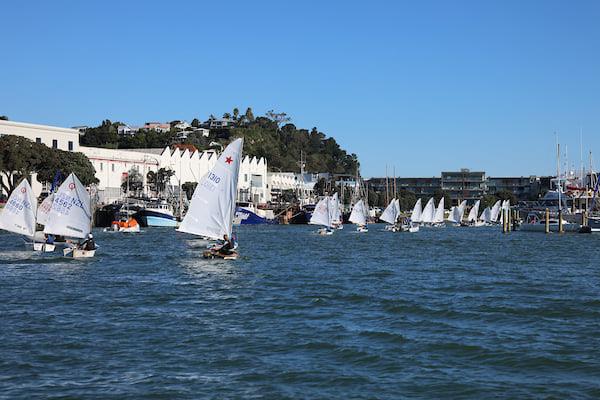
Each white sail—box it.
[490,200,502,222]
[330,193,342,224]
[433,197,445,223]
[44,173,92,239]
[349,199,367,226]
[480,206,492,222]
[177,138,243,240]
[502,199,510,211]
[0,179,37,237]
[467,199,481,223]
[448,200,467,223]
[36,193,54,226]
[421,198,435,223]
[379,199,398,225]
[410,198,422,223]
[309,196,332,227]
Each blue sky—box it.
[1,1,599,177]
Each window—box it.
[112,164,115,172]
[244,174,248,182]
[36,137,42,144]
[52,139,58,149]
[100,163,103,171]
[68,141,73,151]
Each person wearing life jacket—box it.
[79,233,96,251]
[217,234,234,256]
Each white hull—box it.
[318,228,334,235]
[63,248,96,258]
[519,223,580,233]
[356,226,368,233]
[33,243,55,252]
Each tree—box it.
[120,168,144,195]
[232,108,240,121]
[495,189,518,205]
[223,112,231,119]
[0,135,97,196]
[146,168,175,195]
[244,107,254,122]
[266,109,291,130]
[0,135,46,195]
[182,181,197,200]
[481,194,498,210]
[313,178,327,196]
[191,118,200,128]
[0,115,8,121]
[433,189,451,210]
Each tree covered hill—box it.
[79,108,359,174]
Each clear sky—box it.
[1,1,599,178]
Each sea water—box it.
[1,225,599,399]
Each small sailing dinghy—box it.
[447,200,467,226]
[349,199,368,232]
[465,199,481,226]
[33,192,56,252]
[177,138,243,259]
[380,198,400,231]
[43,173,97,258]
[309,196,334,235]
[432,197,445,227]
[0,179,37,248]
[330,193,343,230]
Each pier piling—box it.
[558,210,564,234]
[545,208,550,234]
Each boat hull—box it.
[519,223,580,232]
[63,248,96,258]
[234,207,276,225]
[134,210,178,227]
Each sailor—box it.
[217,234,234,255]
[45,234,55,245]
[79,233,96,251]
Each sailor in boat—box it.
[45,234,55,246]
[78,233,96,251]
[205,234,237,257]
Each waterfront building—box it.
[441,169,487,205]
[0,120,269,204]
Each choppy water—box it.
[1,225,600,399]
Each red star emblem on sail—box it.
[225,156,233,165]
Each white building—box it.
[0,120,270,204]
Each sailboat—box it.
[178,138,244,259]
[330,192,343,229]
[479,206,492,225]
[447,200,467,225]
[420,198,436,226]
[489,200,502,223]
[432,197,445,227]
[349,199,368,232]
[466,199,481,226]
[380,198,400,231]
[33,192,56,252]
[43,173,96,258]
[410,198,422,225]
[0,179,37,247]
[309,196,334,235]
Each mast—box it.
[385,165,389,206]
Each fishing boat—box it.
[309,196,334,235]
[349,199,369,232]
[234,202,276,225]
[177,138,243,260]
[43,173,97,258]
[133,200,177,227]
[0,179,38,249]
